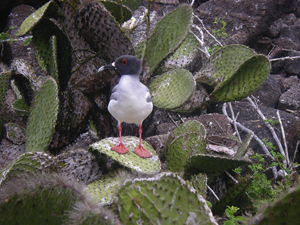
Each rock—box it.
[252,75,282,108]
[195,0,298,45]
[0,139,25,171]
[278,83,300,111]
[230,101,299,158]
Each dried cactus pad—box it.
[149,69,196,110]
[117,172,218,224]
[166,120,207,172]
[184,154,252,177]
[16,0,59,36]
[144,5,193,75]
[89,137,161,174]
[76,2,133,62]
[211,54,270,103]
[25,77,59,152]
[195,44,255,87]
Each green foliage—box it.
[25,78,59,152]
[144,5,193,75]
[207,18,229,55]
[0,26,14,43]
[224,206,246,225]
[263,118,279,126]
[247,153,273,200]
[100,0,132,24]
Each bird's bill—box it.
[98,62,115,72]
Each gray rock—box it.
[278,83,300,111]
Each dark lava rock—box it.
[278,83,300,111]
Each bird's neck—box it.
[120,74,140,82]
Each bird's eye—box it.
[121,59,128,65]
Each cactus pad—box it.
[211,55,270,103]
[89,137,161,174]
[254,185,300,225]
[0,174,82,225]
[76,2,133,62]
[195,44,255,87]
[165,120,207,172]
[25,77,59,152]
[0,152,60,186]
[117,172,217,224]
[158,32,199,73]
[16,0,59,36]
[184,154,252,177]
[100,0,132,23]
[149,69,196,110]
[144,5,193,75]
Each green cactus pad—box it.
[157,32,199,73]
[184,154,252,177]
[100,0,132,23]
[212,177,253,216]
[149,69,196,110]
[165,120,207,172]
[16,0,59,36]
[25,77,59,152]
[12,98,29,116]
[121,0,143,10]
[235,131,254,158]
[32,20,71,90]
[190,173,208,198]
[76,2,133,62]
[89,136,161,174]
[254,185,300,225]
[211,55,270,103]
[0,174,82,225]
[117,172,218,224]
[144,5,193,75]
[195,44,255,87]
[0,152,60,186]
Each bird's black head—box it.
[99,55,142,75]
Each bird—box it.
[98,55,153,158]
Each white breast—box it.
[108,75,153,125]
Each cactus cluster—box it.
[117,172,218,224]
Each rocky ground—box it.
[0,0,300,221]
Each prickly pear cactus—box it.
[157,32,199,74]
[165,120,207,172]
[89,136,161,174]
[0,152,60,186]
[195,44,255,87]
[32,19,71,90]
[210,54,270,103]
[117,172,218,224]
[149,69,196,111]
[0,70,13,139]
[100,0,132,23]
[0,174,82,225]
[76,2,133,62]
[184,154,252,178]
[212,176,253,216]
[253,185,300,225]
[190,173,208,198]
[144,5,193,75]
[25,77,59,152]
[235,131,254,158]
[16,0,59,36]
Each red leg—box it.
[134,125,152,158]
[111,123,128,154]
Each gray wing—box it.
[110,84,119,101]
[145,86,152,103]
